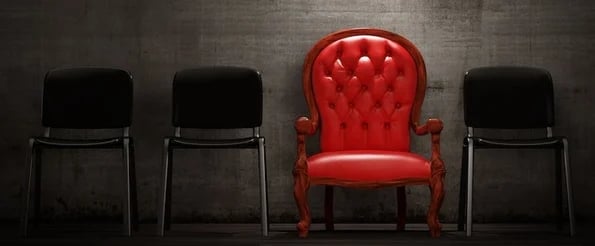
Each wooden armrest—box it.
[413,118,443,136]
[412,118,446,179]
[295,116,317,135]
[294,116,317,172]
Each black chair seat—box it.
[168,136,259,149]
[33,137,128,148]
[467,136,564,148]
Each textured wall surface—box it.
[1,0,594,225]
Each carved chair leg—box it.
[396,186,406,231]
[427,159,445,238]
[324,186,334,231]
[293,162,311,238]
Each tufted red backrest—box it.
[303,29,426,152]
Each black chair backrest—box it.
[463,66,554,129]
[172,66,263,129]
[42,67,133,129]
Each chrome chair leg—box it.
[157,139,171,236]
[555,147,563,230]
[129,141,138,232]
[458,143,468,231]
[20,139,36,237]
[465,139,474,237]
[122,139,132,236]
[258,137,269,237]
[562,138,576,236]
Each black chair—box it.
[20,67,138,237]
[457,66,576,236]
[157,66,269,236]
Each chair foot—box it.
[428,217,442,238]
[297,220,310,238]
[397,223,405,232]
[325,222,334,232]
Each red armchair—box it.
[293,28,445,238]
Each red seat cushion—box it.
[307,150,430,182]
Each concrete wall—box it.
[1,0,594,224]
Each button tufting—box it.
[336,86,343,92]
[387,86,393,92]
[348,102,355,108]
[362,122,368,129]
[384,122,391,129]
[395,103,401,109]
[361,43,368,55]
[361,85,368,91]
[329,103,335,109]
[375,102,382,108]
[340,122,347,129]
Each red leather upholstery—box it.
[312,35,418,152]
[308,150,430,182]
[308,35,422,183]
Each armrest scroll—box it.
[413,118,446,178]
[294,116,317,174]
[413,118,443,136]
[295,116,317,135]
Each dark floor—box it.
[1,223,593,246]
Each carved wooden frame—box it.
[293,28,445,238]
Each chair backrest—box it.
[172,66,263,129]
[42,67,133,129]
[303,28,428,152]
[464,66,554,129]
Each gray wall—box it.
[1,0,594,225]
